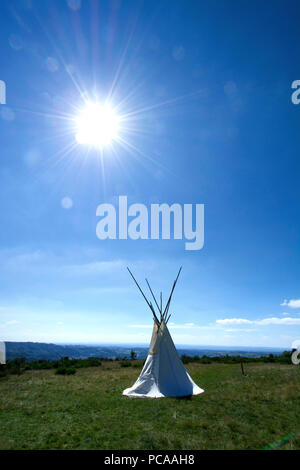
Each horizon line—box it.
[3,340,288,350]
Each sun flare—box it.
[75,102,120,148]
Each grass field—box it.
[0,362,299,450]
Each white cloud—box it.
[217,317,300,326]
[131,315,300,331]
[225,328,257,333]
[130,324,152,329]
[130,322,218,330]
[0,248,128,279]
[6,250,46,268]
[216,318,252,325]
[281,299,300,308]
[63,259,125,276]
[79,286,131,295]
[258,317,300,325]
[0,319,18,328]
[280,311,300,316]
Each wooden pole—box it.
[162,267,182,320]
[145,278,161,316]
[127,268,160,325]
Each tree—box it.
[130,350,137,360]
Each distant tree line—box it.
[0,356,103,377]
[180,350,293,365]
[0,350,141,377]
[0,350,294,378]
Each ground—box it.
[0,362,299,450]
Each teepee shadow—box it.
[175,395,192,401]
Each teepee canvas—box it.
[123,268,204,398]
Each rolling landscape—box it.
[0,341,297,450]
[4,341,286,362]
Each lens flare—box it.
[75,102,120,148]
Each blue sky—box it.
[0,0,300,348]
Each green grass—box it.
[0,362,299,450]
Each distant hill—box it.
[5,342,146,361]
[4,341,285,362]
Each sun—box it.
[75,102,120,148]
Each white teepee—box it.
[123,268,204,398]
